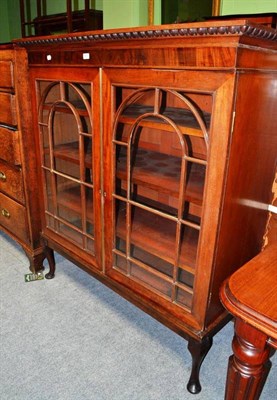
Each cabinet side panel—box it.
[192,75,236,328]
[14,47,42,249]
[263,169,277,247]
[207,71,277,326]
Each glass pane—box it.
[56,177,81,228]
[129,206,177,266]
[67,83,91,108]
[85,186,94,236]
[45,214,55,230]
[80,115,92,134]
[179,224,200,271]
[86,237,95,254]
[52,106,80,148]
[41,108,49,125]
[187,136,207,160]
[54,158,80,179]
[115,237,126,253]
[176,287,193,309]
[113,253,127,274]
[58,204,81,230]
[40,125,50,168]
[114,199,127,252]
[184,161,206,214]
[58,222,82,246]
[82,136,93,184]
[43,169,54,214]
[130,245,173,279]
[42,81,60,104]
[115,145,127,197]
[130,261,171,298]
[178,269,194,289]
[129,145,182,216]
[115,122,131,143]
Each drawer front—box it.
[0,92,17,126]
[0,61,14,89]
[0,192,29,243]
[0,126,21,165]
[0,161,25,203]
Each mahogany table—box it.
[220,243,277,400]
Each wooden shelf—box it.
[119,104,210,138]
[116,148,205,205]
[50,142,205,206]
[43,101,89,117]
[56,186,94,223]
[53,142,92,169]
[115,205,198,273]
[55,184,198,273]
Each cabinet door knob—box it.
[0,171,7,182]
[1,208,10,218]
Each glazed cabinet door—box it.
[103,68,236,330]
[30,68,102,270]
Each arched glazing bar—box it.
[112,86,210,308]
[37,80,94,252]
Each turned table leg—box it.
[225,319,272,400]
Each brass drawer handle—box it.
[0,171,7,182]
[1,208,10,218]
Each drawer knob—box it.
[0,171,7,182]
[1,208,10,218]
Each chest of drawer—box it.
[0,160,25,204]
[0,192,29,243]
[0,61,14,89]
[0,92,17,126]
[0,126,21,165]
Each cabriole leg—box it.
[25,251,46,273]
[41,239,56,279]
[187,336,213,394]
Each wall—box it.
[103,0,148,29]
[7,0,22,41]
[36,0,103,14]
[162,0,212,24]
[0,0,104,42]
[0,1,10,43]
[25,0,104,36]
[221,0,277,14]
[104,0,277,28]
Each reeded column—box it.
[225,319,272,400]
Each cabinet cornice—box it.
[14,22,277,47]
